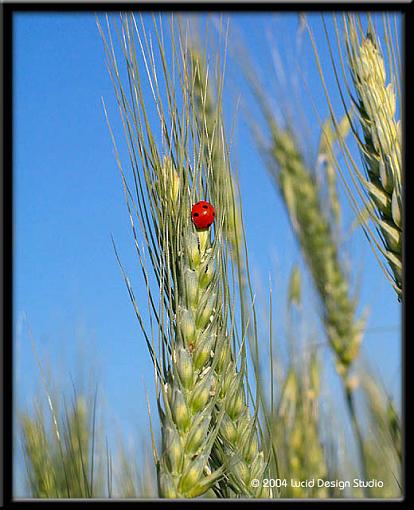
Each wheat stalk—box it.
[269,125,365,376]
[20,393,101,498]
[310,14,402,299]
[267,268,329,498]
[345,16,402,298]
[358,372,401,497]
[99,14,270,498]
[21,406,59,498]
[277,359,329,498]
[268,124,374,491]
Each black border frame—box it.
[1,1,411,506]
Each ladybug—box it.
[191,201,216,229]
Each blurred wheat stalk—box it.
[20,391,102,498]
[20,384,160,498]
[267,120,365,377]
[270,268,330,498]
[359,372,402,497]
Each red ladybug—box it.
[191,201,216,229]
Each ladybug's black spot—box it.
[212,211,215,216]
[202,205,208,209]
[193,212,199,217]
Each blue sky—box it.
[13,11,402,494]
